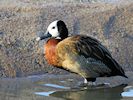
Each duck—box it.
[36,20,127,84]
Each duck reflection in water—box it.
[51,85,125,100]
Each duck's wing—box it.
[74,35,127,77]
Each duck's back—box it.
[56,35,127,78]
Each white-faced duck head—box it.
[36,20,68,41]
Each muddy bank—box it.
[0,0,133,77]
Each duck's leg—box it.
[86,78,96,86]
[77,77,109,89]
[77,78,96,89]
[79,78,96,87]
[87,78,110,88]
[84,78,88,84]
[77,78,88,88]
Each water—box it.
[34,84,133,100]
[35,91,55,96]
[43,83,70,89]
[50,85,125,100]
[33,82,133,100]
[121,86,133,97]
[35,84,125,100]
[0,74,133,100]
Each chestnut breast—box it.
[45,38,61,66]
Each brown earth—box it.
[0,0,133,77]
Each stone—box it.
[0,0,133,77]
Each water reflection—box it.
[51,85,126,100]
[121,86,133,97]
[35,91,55,96]
[43,83,70,89]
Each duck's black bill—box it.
[40,32,52,40]
[36,32,52,41]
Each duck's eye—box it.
[52,27,55,29]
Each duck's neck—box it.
[45,38,61,66]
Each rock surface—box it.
[0,0,133,77]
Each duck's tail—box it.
[105,55,128,78]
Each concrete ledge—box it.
[0,0,133,77]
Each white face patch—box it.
[47,20,59,38]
